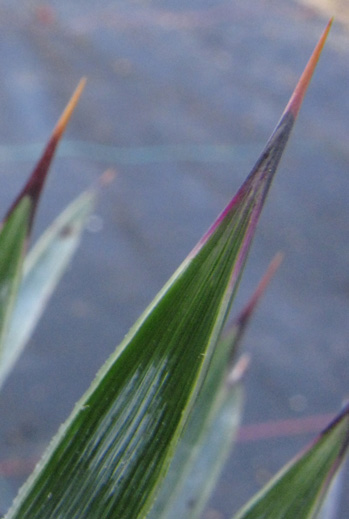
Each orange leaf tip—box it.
[284,18,332,118]
[3,78,86,234]
[53,77,86,140]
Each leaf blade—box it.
[0,199,31,358]
[232,405,349,519]
[0,190,94,388]
[150,255,282,519]
[3,79,85,235]
[5,24,331,519]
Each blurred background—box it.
[0,0,348,517]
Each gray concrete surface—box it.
[0,1,348,517]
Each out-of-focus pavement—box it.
[0,1,348,517]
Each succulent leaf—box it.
[0,190,94,389]
[4,22,332,519]
[3,79,85,235]
[232,404,349,519]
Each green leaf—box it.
[150,255,282,519]
[0,191,94,389]
[232,405,349,519]
[0,198,31,359]
[149,346,245,519]
[0,79,86,382]
[4,22,331,519]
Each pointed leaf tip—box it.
[53,78,86,140]
[226,353,250,387]
[190,23,331,264]
[236,252,283,329]
[284,18,332,118]
[3,79,86,234]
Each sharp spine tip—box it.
[53,77,86,139]
[284,18,332,119]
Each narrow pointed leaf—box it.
[0,80,86,379]
[5,23,331,519]
[0,190,94,389]
[166,366,245,519]
[232,405,349,519]
[150,255,282,519]
[3,79,86,235]
[0,80,85,371]
[0,198,31,359]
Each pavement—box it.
[0,1,348,517]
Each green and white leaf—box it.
[4,24,333,519]
[0,198,31,362]
[5,86,298,519]
[0,191,94,389]
[232,406,349,519]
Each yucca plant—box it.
[0,17,347,519]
